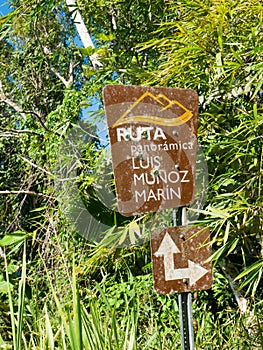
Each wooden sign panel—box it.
[151,226,213,294]
[103,85,198,216]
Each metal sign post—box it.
[176,207,195,350]
[178,292,195,350]
[150,217,213,348]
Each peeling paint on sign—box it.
[103,85,199,216]
[151,226,213,294]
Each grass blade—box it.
[16,243,26,350]
[44,304,55,350]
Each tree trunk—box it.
[65,0,102,68]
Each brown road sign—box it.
[151,226,213,294]
[103,84,199,216]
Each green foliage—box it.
[134,0,263,296]
[0,0,263,348]
[1,258,262,349]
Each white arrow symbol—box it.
[154,232,181,281]
[154,232,208,285]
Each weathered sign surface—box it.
[103,85,198,216]
[151,226,213,294]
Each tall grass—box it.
[1,254,263,349]
[4,243,26,350]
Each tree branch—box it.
[0,127,40,136]
[220,262,248,314]
[0,190,46,196]
[66,0,103,68]
[22,110,61,136]
[50,62,75,88]
[19,156,54,176]
[0,80,26,116]
[0,80,61,136]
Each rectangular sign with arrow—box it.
[151,226,213,294]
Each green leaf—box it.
[0,232,28,247]
[97,32,115,42]
[235,260,263,281]
[0,280,13,294]
[79,46,96,57]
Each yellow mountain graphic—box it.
[112,92,193,128]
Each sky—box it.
[0,0,12,16]
[0,0,108,145]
